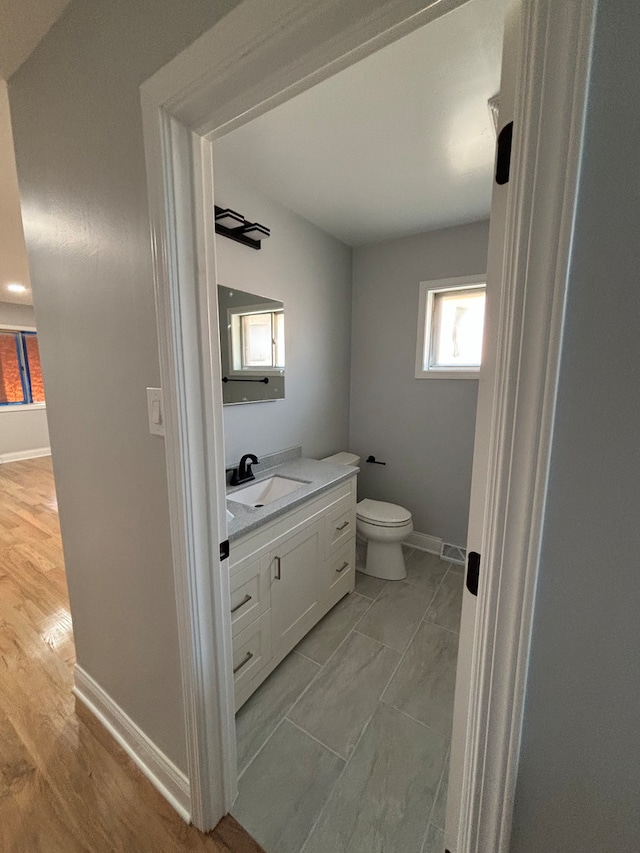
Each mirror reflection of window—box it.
[240,310,284,369]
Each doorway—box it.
[211,3,503,848]
[140,0,596,848]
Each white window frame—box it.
[415,274,486,379]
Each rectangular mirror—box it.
[217,285,285,404]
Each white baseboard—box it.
[0,447,51,463]
[73,666,191,822]
[406,531,443,555]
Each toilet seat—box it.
[356,498,412,528]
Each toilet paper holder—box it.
[366,455,386,466]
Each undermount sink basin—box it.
[228,475,309,508]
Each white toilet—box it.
[321,452,413,581]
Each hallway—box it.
[0,457,262,852]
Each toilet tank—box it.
[321,452,361,466]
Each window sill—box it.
[0,403,47,412]
[415,370,480,380]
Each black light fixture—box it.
[241,222,270,241]
[215,207,244,229]
[214,205,270,250]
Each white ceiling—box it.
[0,0,71,306]
[214,0,507,246]
[0,80,32,304]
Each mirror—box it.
[217,286,285,405]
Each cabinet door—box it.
[270,519,322,652]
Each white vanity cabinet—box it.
[228,477,356,708]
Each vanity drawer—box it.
[326,541,355,597]
[325,501,356,554]
[232,611,272,703]
[229,555,270,637]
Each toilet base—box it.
[361,540,407,581]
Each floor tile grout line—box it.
[419,617,461,637]
[235,654,324,774]
[352,563,441,638]
[382,700,452,742]
[298,616,427,853]
[355,571,389,604]
[285,606,381,719]
[297,577,433,853]
[298,686,384,853]
[424,742,451,842]
[238,613,355,774]
[420,564,465,633]
[292,648,323,666]
[239,589,381,774]
[283,716,348,763]
[378,587,440,706]
[359,564,451,656]
[424,565,451,614]
[351,626,404,651]
[354,588,378,618]
[369,564,453,851]
[295,589,376,666]
[236,713,290,783]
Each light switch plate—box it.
[146,387,165,436]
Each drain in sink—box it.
[254,503,264,508]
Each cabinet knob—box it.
[336,561,349,574]
[336,520,349,531]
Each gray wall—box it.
[350,221,489,545]
[9,0,241,773]
[0,406,50,460]
[0,300,36,328]
[0,301,50,459]
[511,3,640,850]
[214,166,352,465]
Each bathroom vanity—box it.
[226,458,357,708]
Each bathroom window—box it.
[415,276,486,379]
[0,330,45,406]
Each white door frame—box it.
[447,2,596,850]
[139,0,596,844]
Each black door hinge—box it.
[466,551,480,596]
[220,539,230,561]
[495,121,513,185]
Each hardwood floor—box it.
[0,457,264,853]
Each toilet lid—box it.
[357,498,412,526]
[321,452,360,466]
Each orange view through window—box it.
[24,335,45,403]
[0,333,24,404]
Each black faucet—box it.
[230,453,259,486]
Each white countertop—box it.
[226,457,358,541]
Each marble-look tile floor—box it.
[231,547,464,853]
